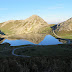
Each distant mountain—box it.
[56,18,72,31]
[0,15,50,35]
[54,18,72,36]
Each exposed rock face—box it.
[0,15,48,34]
[56,18,72,31]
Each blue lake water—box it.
[38,35,62,45]
[2,35,63,46]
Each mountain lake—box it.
[1,34,71,46]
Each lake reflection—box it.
[39,35,62,45]
[1,34,63,46]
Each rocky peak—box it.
[0,15,49,34]
[56,17,72,31]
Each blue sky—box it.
[0,0,72,24]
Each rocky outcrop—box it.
[56,18,72,31]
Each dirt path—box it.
[12,46,31,57]
[53,30,61,38]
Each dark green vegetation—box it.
[0,43,72,72]
[0,43,72,57]
[0,57,72,72]
[15,44,72,57]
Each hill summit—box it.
[56,17,72,31]
[54,17,72,37]
[0,15,49,35]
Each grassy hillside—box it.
[0,15,50,35]
[0,20,23,35]
[38,24,55,34]
[54,18,72,39]
[54,30,72,39]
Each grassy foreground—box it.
[0,43,72,72]
[15,44,72,57]
[0,56,72,72]
[0,43,72,57]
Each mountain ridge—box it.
[54,17,72,38]
[0,15,49,35]
[56,17,72,31]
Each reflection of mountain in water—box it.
[8,34,47,44]
[0,34,72,46]
[39,35,62,45]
